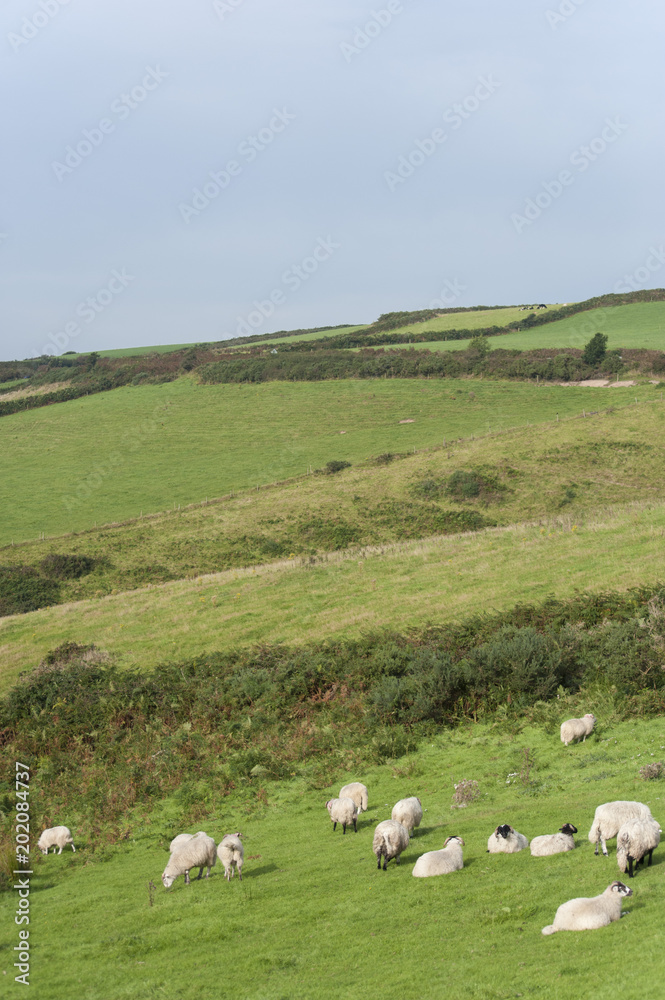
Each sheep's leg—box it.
[647,849,654,867]
[71,844,76,852]
[58,847,63,855]
[185,870,191,885]
[342,823,347,835]
[382,856,388,871]
[601,836,608,857]
[628,856,634,878]
[376,854,381,870]
[196,865,205,880]
[205,865,211,878]
[333,821,337,832]
[353,819,357,833]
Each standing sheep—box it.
[412,836,465,877]
[391,797,423,838]
[588,801,655,856]
[162,832,217,888]
[560,713,596,746]
[325,797,358,834]
[616,817,661,877]
[541,881,632,935]
[38,826,75,855]
[487,824,529,853]
[530,823,577,857]
[169,831,209,852]
[339,782,368,815]
[217,833,244,881]
[373,819,410,870]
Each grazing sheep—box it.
[169,831,208,853]
[326,797,358,834]
[339,782,368,815]
[530,824,578,857]
[373,819,410,870]
[542,880,632,935]
[391,797,423,838]
[217,833,244,881]
[162,832,216,888]
[487,824,529,853]
[412,836,465,877]
[588,801,655,856]
[560,714,596,746]
[38,826,75,855]
[616,817,661,877]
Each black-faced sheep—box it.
[542,880,632,934]
[530,823,577,856]
[487,824,529,853]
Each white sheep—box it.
[616,817,661,877]
[339,782,368,815]
[487,824,529,853]
[391,797,423,838]
[169,831,209,853]
[38,826,75,855]
[560,713,596,746]
[217,833,244,881]
[325,797,358,834]
[162,832,216,888]
[588,801,655,856]
[530,823,578,857]
[373,819,410,870]
[412,836,465,877]
[542,880,632,935]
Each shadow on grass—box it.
[243,863,278,879]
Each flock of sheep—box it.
[325,715,662,935]
[35,713,661,935]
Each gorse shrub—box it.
[38,553,99,579]
[0,565,61,616]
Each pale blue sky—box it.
[1,0,663,360]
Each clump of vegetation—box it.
[582,332,608,366]
[375,452,396,465]
[39,553,99,579]
[0,565,61,616]
[322,460,351,475]
[446,469,509,503]
[451,779,480,809]
[639,761,664,780]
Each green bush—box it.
[0,565,61,616]
[39,553,99,579]
[323,460,352,475]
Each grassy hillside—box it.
[3,378,655,545]
[3,714,665,999]
[2,498,665,694]
[2,395,665,607]
[373,302,665,354]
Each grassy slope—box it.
[378,302,665,353]
[2,499,665,694]
[77,327,366,357]
[2,395,665,601]
[4,716,665,1000]
[225,324,367,349]
[3,378,654,545]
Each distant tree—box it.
[582,332,608,366]
[468,336,491,359]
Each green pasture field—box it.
[225,324,367,349]
[70,327,365,357]
[2,377,654,545]
[3,397,665,603]
[376,302,665,354]
[2,499,665,694]
[4,714,665,1000]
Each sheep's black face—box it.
[611,881,633,897]
[560,824,578,835]
[496,824,512,839]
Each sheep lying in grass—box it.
[530,824,577,857]
[487,824,529,853]
[373,820,409,870]
[217,833,244,881]
[412,837,465,877]
[339,782,368,815]
[391,797,422,838]
[542,881,632,935]
[588,801,655,856]
[560,713,596,746]
[162,832,216,888]
[38,826,75,855]
[326,797,358,834]
[616,817,661,877]
[169,831,209,852]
